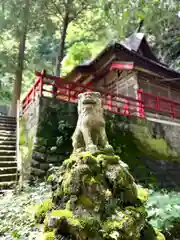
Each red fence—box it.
[137,89,180,119]
[21,71,180,120]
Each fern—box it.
[146,190,180,232]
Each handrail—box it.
[137,89,180,105]
[21,71,180,120]
[137,89,180,120]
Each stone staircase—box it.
[0,116,17,192]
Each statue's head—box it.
[77,92,102,114]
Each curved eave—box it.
[63,42,180,85]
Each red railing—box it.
[22,70,44,112]
[137,89,180,119]
[21,71,144,118]
[21,71,180,120]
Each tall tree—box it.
[10,0,30,117]
[0,0,47,115]
[44,0,97,76]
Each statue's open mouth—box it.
[82,99,96,104]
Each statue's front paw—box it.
[86,144,98,153]
[104,144,114,153]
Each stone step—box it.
[0,136,16,142]
[0,150,16,156]
[0,126,16,131]
[0,117,16,122]
[0,116,16,122]
[0,145,16,151]
[0,142,16,148]
[0,161,17,168]
[0,181,16,190]
[0,125,16,131]
[0,156,16,161]
[0,167,17,174]
[0,129,16,136]
[0,189,14,195]
[0,121,16,126]
[0,173,17,182]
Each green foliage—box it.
[35,199,53,224]
[136,185,149,202]
[50,209,73,218]
[105,113,180,187]
[0,182,51,239]
[0,181,171,240]
[0,0,179,104]
[146,189,180,238]
[36,100,77,154]
[79,216,101,237]
[43,231,55,240]
[77,195,94,209]
[131,121,177,160]
[44,152,166,239]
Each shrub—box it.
[146,189,180,239]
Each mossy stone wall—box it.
[20,96,180,189]
[105,115,180,190]
[30,97,78,180]
[19,97,40,181]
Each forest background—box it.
[0,0,179,112]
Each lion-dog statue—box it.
[72,91,113,153]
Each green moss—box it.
[102,207,146,239]
[51,209,73,218]
[47,174,56,183]
[103,220,122,232]
[61,170,72,195]
[84,175,103,185]
[96,154,119,166]
[79,152,97,164]
[19,116,26,145]
[79,151,95,158]
[136,184,149,202]
[66,200,71,210]
[50,209,81,228]
[43,231,55,240]
[43,217,50,232]
[154,229,166,240]
[79,216,102,237]
[63,157,76,168]
[77,195,94,209]
[125,206,147,218]
[35,199,53,224]
[132,121,178,160]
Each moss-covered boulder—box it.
[35,152,165,240]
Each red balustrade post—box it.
[137,89,145,118]
[109,95,112,110]
[156,96,160,111]
[67,84,70,101]
[122,99,130,116]
[171,103,175,119]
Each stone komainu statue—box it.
[72,91,113,153]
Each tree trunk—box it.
[10,0,30,117]
[55,12,69,77]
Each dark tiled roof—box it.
[64,33,180,82]
[122,32,160,63]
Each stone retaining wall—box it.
[20,96,180,189]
